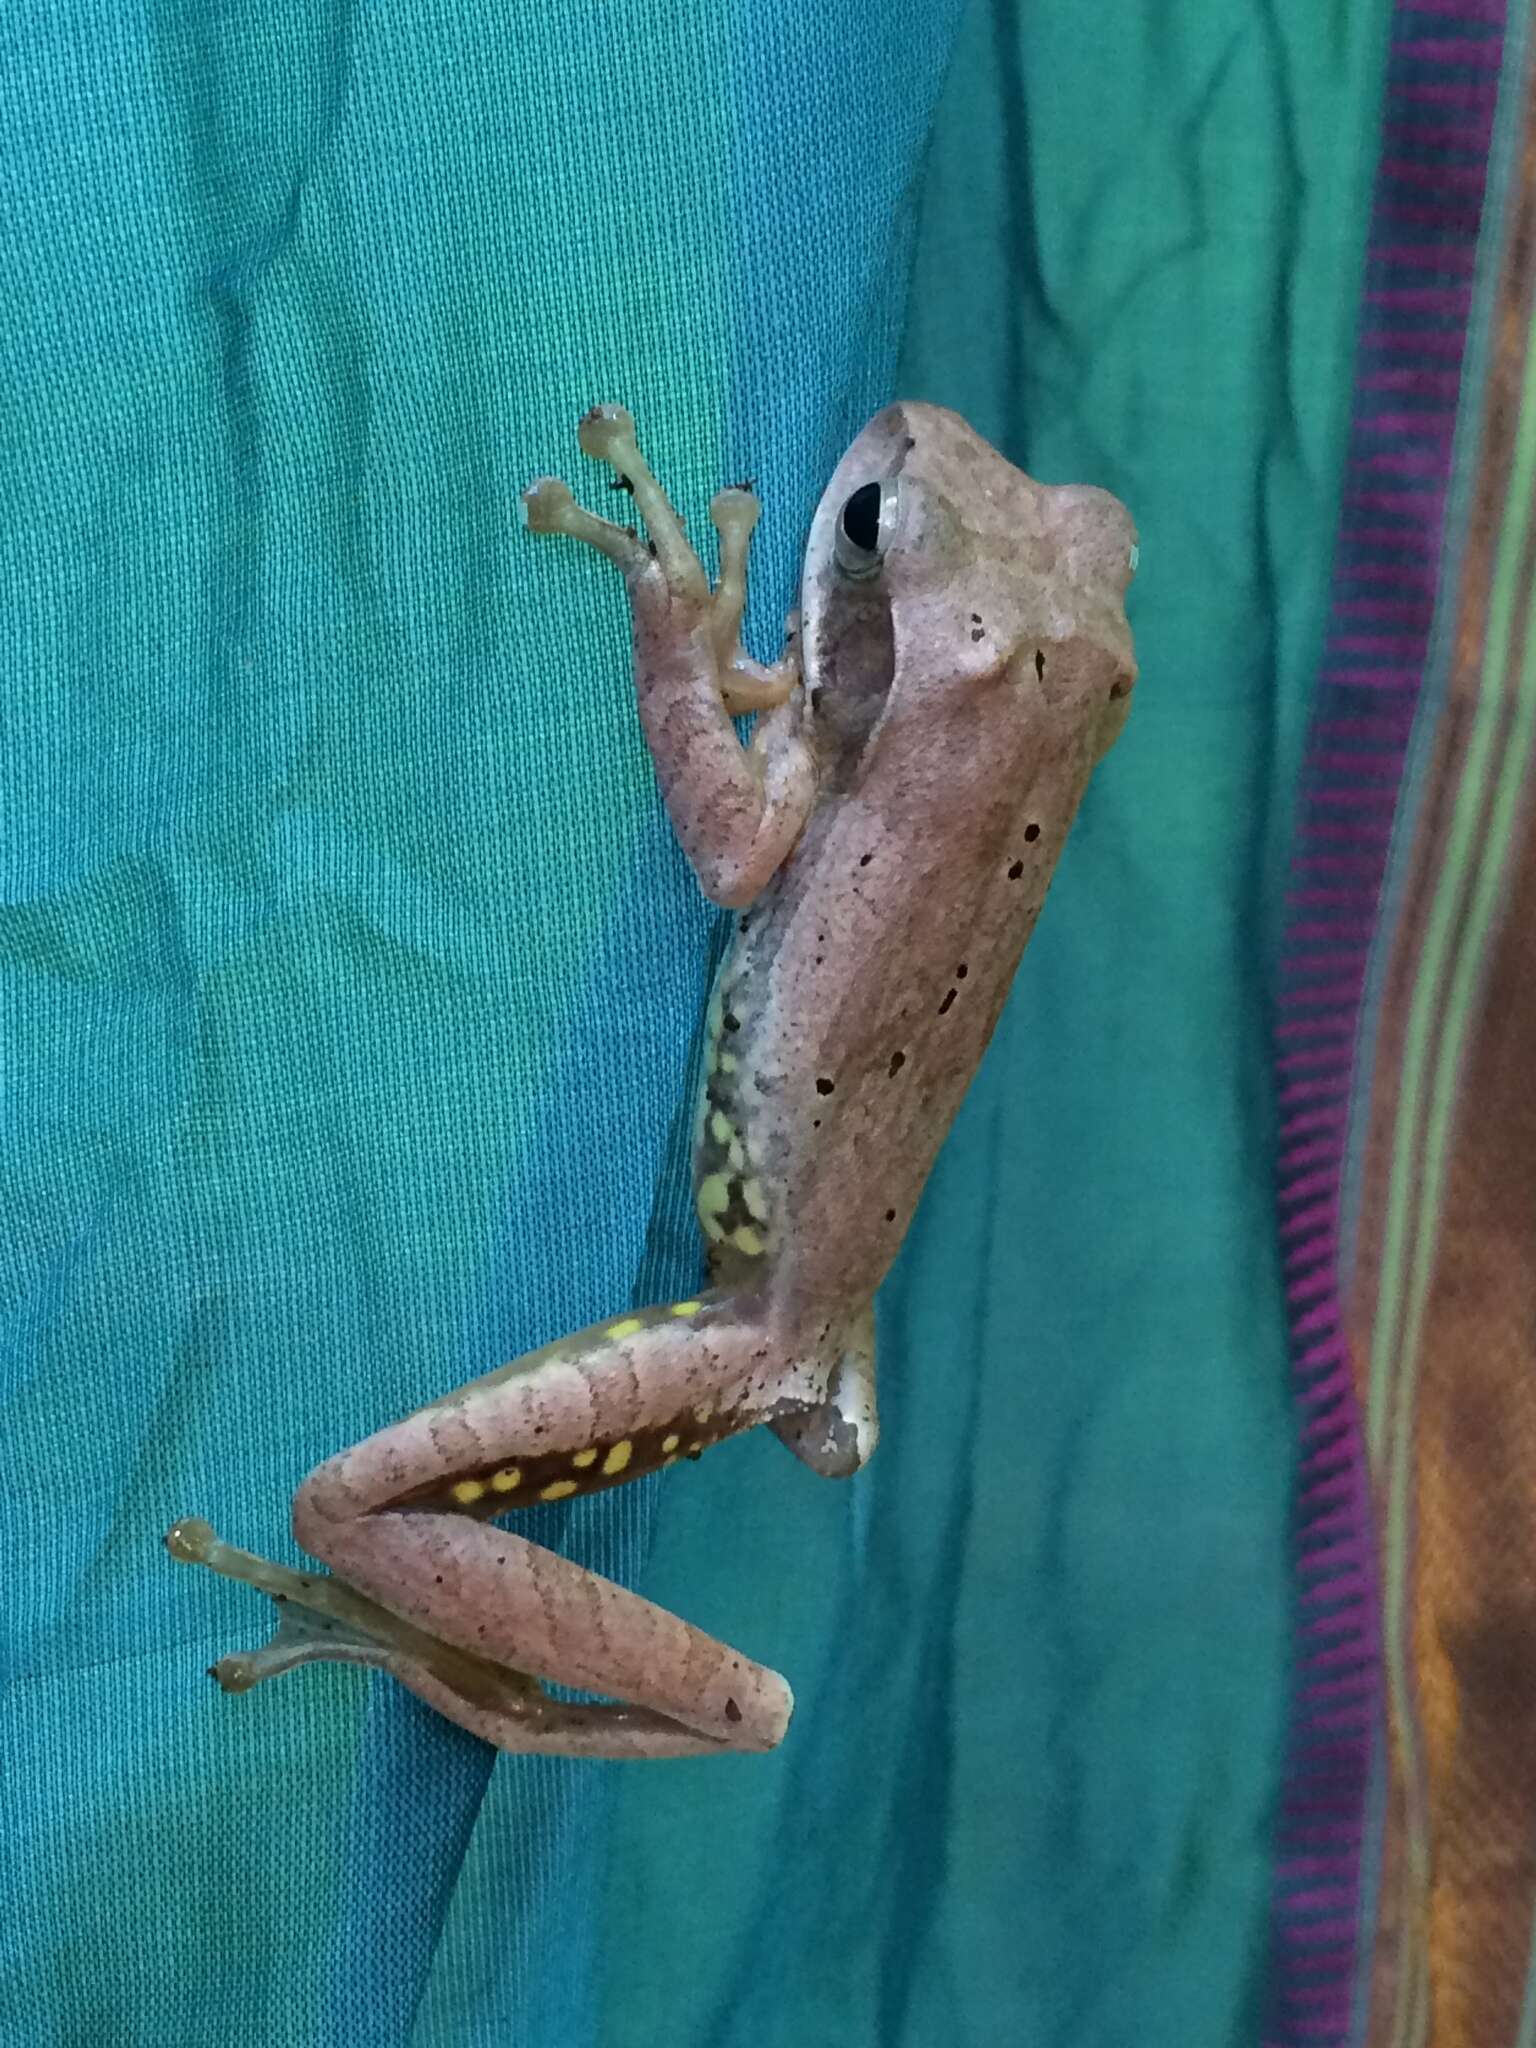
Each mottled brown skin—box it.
[703,412,1136,1320]
[166,403,1136,1759]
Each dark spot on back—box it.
[1008,861,1024,880]
[956,963,968,979]
[816,1076,835,1095]
[938,988,957,1013]
[858,852,873,866]
[725,1697,742,1723]
[1034,648,1045,679]
[724,1012,740,1032]
[888,1050,905,1077]
[1024,822,1041,842]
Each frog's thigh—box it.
[295,1503,791,1752]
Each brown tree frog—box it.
[168,402,1138,1759]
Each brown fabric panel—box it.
[1408,794,1536,2044]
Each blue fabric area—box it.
[2,1,1384,2042]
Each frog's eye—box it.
[834,477,902,581]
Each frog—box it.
[167,400,1138,1760]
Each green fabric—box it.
[3,1,1383,2042]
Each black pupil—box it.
[840,481,883,553]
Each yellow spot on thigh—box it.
[490,1466,522,1492]
[451,1479,486,1505]
[698,1173,729,1222]
[572,1446,599,1468]
[710,1109,734,1146]
[742,1177,768,1221]
[671,1298,702,1318]
[607,1316,644,1340]
[728,1138,745,1170]
[662,1433,680,1454]
[687,1440,703,1454]
[540,1479,579,1501]
[718,1051,737,1075]
[732,1224,765,1256]
[602,1439,633,1476]
[694,1400,714,1424]
[662,1452,680,1467]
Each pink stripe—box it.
[1285,916,1377,943]
[1286,1246,1338,1284]
[1343,485,1443,511]
[1283,956,1375,990]
[1334,561,1439,586]
[1381,157,1495,190]
[1359,366,1465,397]
[1277,1032,1355,1062]
[1281,1135,1348,1174]
[1276,1009,1358,1038]
[1298,1393,1350,1436]
[1302,757,1417,778]
[1277,1196,1343,1245]
[1335,533,1435,555]
[1330,630,1432,653]
[1391,35,1502,62]
[1316,667,1422,689]
[1299,829,1393,857]
[1315,711,1418,734]
[1356,408,1455,438]
[1285,888,1377,911]
[1369,240,1478,270]
[1364,284,1472,312]
[1288,1267,1335,1308]
[1284,856,1380,880]
[1390,78,1500,107]
[1305,786,1406,813]
[1282,1107,1350,1144]
[1282,1080,1351,1115]
[1333,597,1436,621]
[1357,446,1453,477]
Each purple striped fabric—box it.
[1266,4,1507,2044]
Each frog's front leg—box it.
[523,406,815,907]
[169,1300,829,1758]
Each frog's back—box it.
[690,700,1096,1314]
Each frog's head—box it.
[800,402,1138,771]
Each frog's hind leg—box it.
[169,1296,825,1758]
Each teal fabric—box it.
[3,2,1384,2042]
